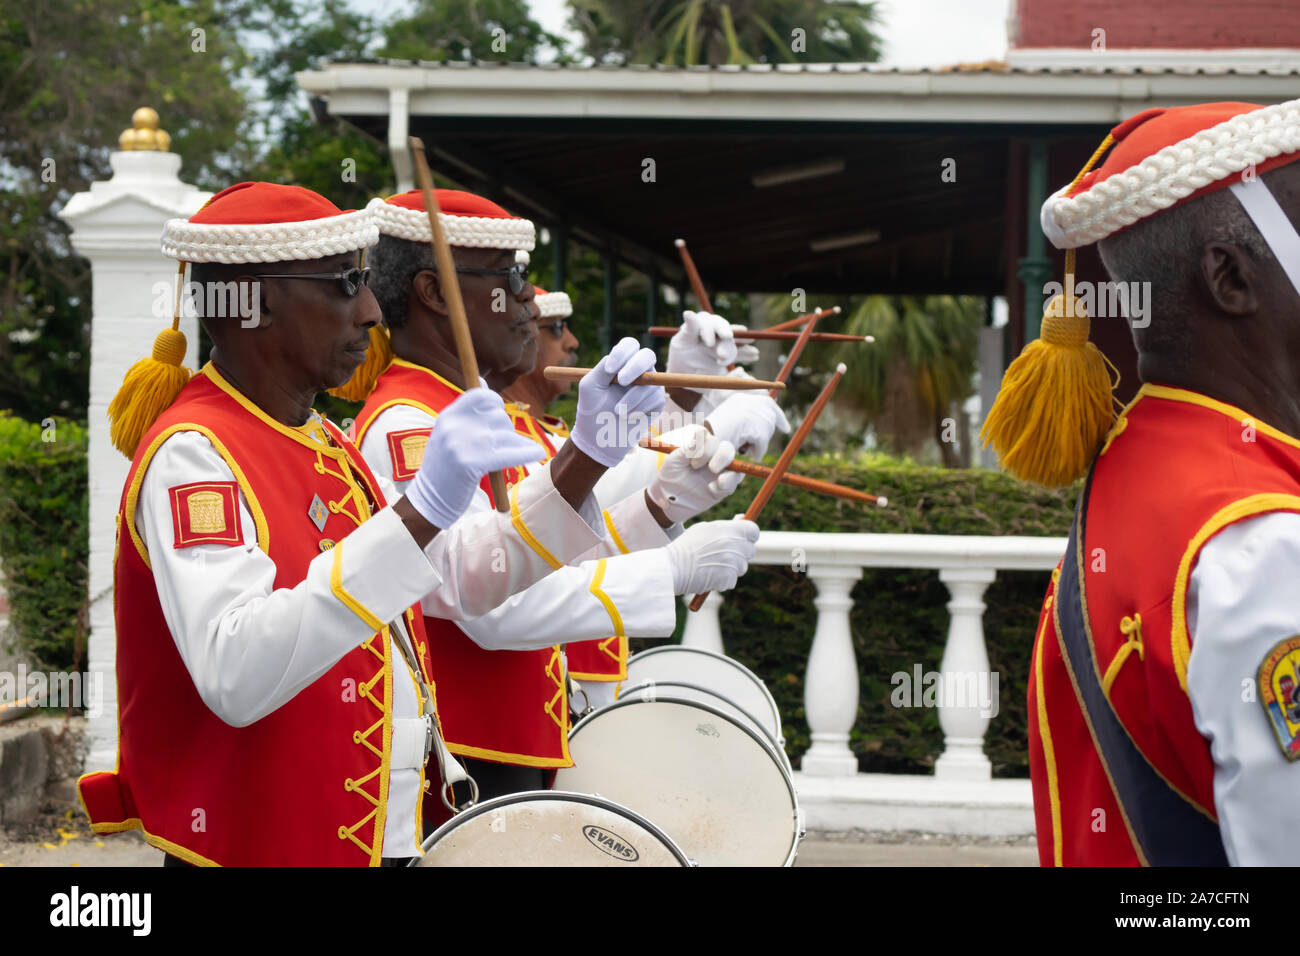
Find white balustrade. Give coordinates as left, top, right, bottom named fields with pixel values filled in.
left=697, top=531, right=1065, bottom=781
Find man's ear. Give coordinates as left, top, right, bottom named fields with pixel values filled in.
left=412, top=269, right=450, bottom=318
left=238, top=273, right=273, bottom=329
left=1200, top=242, right=1260, bottom=317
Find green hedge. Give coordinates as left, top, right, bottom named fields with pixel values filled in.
left=631, top=454, right=1078, bottom=778
left=0, top=414, right=88, bottom=671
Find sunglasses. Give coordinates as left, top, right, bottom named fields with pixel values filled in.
left=541, top=319, right=569, bottom=339
left=429, top=262, right=529, bottom=297
left=253, top=267, right=372, bottom=297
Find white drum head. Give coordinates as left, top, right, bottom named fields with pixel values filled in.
left=626, top=646, right=787, bottom=754
left=414, top=791, right=690, bottom=867
left=618, top=680, right=774, bottom=747
left=556, top=697, right=800, bottom=867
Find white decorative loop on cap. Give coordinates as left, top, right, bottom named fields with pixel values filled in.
left=161, top=208, right=378, bottom=263
left=536, top=291, right=572, bottom=319
left=1042, top=98, right=1300, bottom=249
left=367, top=197, right=536, bottom=251
left=515, top=249, right=530, bottom=266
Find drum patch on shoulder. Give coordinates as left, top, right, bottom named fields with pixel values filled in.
left=582, top=824, right=639, bottom=862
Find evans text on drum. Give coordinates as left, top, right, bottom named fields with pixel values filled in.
left=412, top=791, right=691, bottom=867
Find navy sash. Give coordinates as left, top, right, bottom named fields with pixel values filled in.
left=1055, top=468, right=1228, bottom=866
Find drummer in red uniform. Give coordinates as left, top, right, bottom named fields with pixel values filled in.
left=78, top=182, right=667, bottom=866
left=982, top=98, right=1300, bottom=865
left=348, top=189, right=760, bottom=815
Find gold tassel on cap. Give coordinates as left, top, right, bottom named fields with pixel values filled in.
left=980, top=136, right=1120, bottom=488
left=328, top=324, right=393, bottom=401
left=108, top=263, right=193, bottom=458
left=980, top=248, right=1117, bottom=488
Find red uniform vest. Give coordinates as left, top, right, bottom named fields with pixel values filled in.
left=523, top=413, right=629, bottom=682
left=355, top=358, right=571, bottom=768
left=77, top=365, right=436, bottom=867
left=1028, top=384, right=1300, bottom=865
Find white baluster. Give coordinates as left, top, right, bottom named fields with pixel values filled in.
left=801, top=565, right=861, bottom=776
left=934, top=567, right=997, bottom=781
left=680, top=592, right=724, bottom=654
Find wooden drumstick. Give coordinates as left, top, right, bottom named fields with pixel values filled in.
left=639, top=438, right=887, bottom=506
left=543, top=367, right=785, bottom=391
left=763, top=306, right=841, bottom=333
left=770, top=311, right=823, bottom=397
left=674, top=238, right=712, bottom=313
left=688, top=362, right=848, bottom=612
left=410, top=136, right=510, bottom=513
left=647, top=327, right=869, bottom=343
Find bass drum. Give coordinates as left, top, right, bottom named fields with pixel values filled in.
left=413, top=790, right=691, bottom=867
left=625, top=646, right=787, bottom=762
left=555, top=696, right=802, bottom=867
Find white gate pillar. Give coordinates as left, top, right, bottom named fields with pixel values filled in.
left=58, top=109, right=209, bottom=773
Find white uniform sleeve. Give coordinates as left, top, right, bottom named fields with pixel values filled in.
left=456, top=550, right=677, bottom=650
left=136, top=430, right=440, bottom=729
left=360, top=404, right=676, bottom=646
left=1186, top=511, right=1300, bottom=865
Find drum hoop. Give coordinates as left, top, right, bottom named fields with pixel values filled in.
left=627, top=646, right=783, bottom=733
left=566, top=695, right=802, bottom=867
left=416, top=789, right=693, bottom=866
left=569, top=694, right=798, bottom=804
left=618, top=679, right=777, bottom=747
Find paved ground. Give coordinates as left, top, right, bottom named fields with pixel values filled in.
left=0, top=790, right=1037, bottom=866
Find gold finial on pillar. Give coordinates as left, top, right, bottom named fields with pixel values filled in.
left=118, top=107, right=171, bottom=152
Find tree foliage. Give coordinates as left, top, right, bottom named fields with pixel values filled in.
left=0, top=0, right=248, bottom=421
left=569, top=0, right=882, bottom=66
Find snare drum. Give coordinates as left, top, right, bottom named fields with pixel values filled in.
left=555, top=696, right=802, bottom=867
left=626, top=646, right=787, bottom=758
left=617, top=679, right=774, bottom=748
left=413, top=790, right=691, bottom=867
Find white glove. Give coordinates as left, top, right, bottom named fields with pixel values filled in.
left=705, top=392, right=792, bottom=460
left=570, top=336, right=666, bottom=467
left=693, top=365, right=757, bottom=420
left=668, top=311, right=736, bottom=376
left=664, top=518, right=760, bottom=595
left=731, top=325, right=761, bottom=365
left=405, top=387, right=549, bottom=528
left=646, top=425, right=744, bottom=524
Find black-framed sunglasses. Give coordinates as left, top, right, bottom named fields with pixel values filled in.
left=541, top=319, right=568, bottom=339
left=253, top=267, right=372, bottom=297
left=429, top=262, right=528, bottom=297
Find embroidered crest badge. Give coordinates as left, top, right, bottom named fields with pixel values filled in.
left=169, top=481, right=242, bottom=548
left=387, top=427, right=433, bottom=482
left=1258, top=636, right=1300, bottom=760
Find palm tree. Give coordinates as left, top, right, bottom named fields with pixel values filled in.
left=569, top=0, right=882, bottom=66
left=833, top=295, right=984, bottom=464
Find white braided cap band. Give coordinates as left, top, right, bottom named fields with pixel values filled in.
left=536, top=291, right=573, bottom=319
left=367, top=197, right=536, bottom=251
left=160, top=208, right=377, bottom=264
left=1043, top=98, right=1300, bottom=250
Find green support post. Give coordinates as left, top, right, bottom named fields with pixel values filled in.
left=1017, top=138, right=1054, bottom=342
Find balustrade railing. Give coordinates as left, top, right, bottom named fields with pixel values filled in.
left=680, top=532, right=1067, bottom=780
